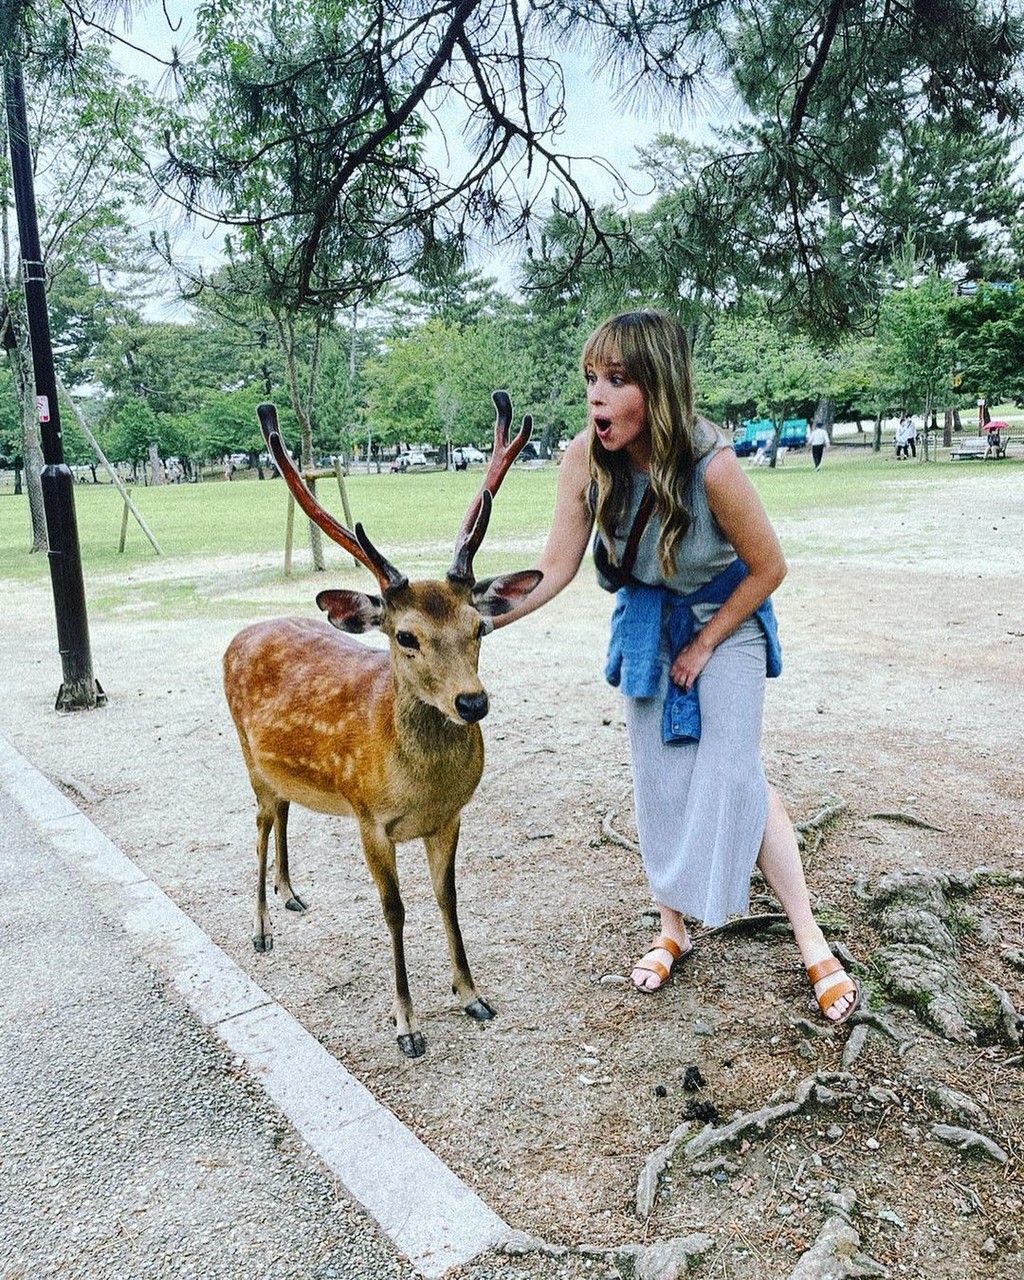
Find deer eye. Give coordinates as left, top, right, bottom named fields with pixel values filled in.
left=395, top=630, right=420, bottom=650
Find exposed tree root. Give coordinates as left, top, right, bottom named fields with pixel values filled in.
left=864, top=810, right=946, bottom=831
left=601, top=809, right=639, bottom=852
left=795, top=802, right=850, bottom=855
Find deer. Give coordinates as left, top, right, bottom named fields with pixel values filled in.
left=223, top=394, right=541, bottom=1058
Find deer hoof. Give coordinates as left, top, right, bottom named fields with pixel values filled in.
left=397, top=1031, right=427, bottom=1058
left=253, top=934, right=273, bottom=953
left=464, top=996, right=496, bottom=1022
left=284, top=895, right=308, bottom=913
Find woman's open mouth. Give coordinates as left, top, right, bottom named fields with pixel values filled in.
left=593, top=417, right=611, bottom=437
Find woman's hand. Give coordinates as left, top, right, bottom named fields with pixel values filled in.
left=670, top=635, right=714, bottom=692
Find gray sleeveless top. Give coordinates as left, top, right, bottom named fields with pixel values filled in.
left=601, top=423, right=736, bottom=595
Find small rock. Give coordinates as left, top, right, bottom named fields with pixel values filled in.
left=600, top=973, right=627, bottom=985
left=865, top=1137, right=879, bottom=1150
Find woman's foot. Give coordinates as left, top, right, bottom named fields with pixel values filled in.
left=805, top=948, right=860, bottom=1022
left=631, top=932, right=693, bottom=992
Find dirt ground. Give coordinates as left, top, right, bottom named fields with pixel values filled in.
left=4, top=451, right=1023, bottom=1278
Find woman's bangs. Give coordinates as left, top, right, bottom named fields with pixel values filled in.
left=582, top=326, right=629, bottom=377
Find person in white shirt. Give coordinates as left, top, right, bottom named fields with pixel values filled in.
left=809, top=422, right=829, bottom=469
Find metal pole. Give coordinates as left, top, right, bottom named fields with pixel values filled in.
left=4, top=60, right=104, bottom=710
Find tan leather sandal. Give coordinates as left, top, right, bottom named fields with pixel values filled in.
left=807, top=955, right=861, bottom=1023
left=631, top=934, right=693, bottom=993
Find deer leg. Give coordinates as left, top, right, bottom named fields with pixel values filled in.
left=272, top=800, right=307, bottom=913
left=424, top=821, right=495, bottom=1023
left=360, top=826, right=424, bottom=1059
left=252, top=794, right=278, bottom=952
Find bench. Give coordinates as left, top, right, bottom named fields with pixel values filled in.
left=950, top=436, right=991, bottom=460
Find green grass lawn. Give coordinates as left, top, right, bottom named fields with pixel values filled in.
left=1, top=447, right=1019, bottom=617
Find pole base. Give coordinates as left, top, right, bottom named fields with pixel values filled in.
left=55, top=678, right=107, bottom=712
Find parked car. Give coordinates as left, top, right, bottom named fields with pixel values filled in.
left=390, top=450, right=429, bottom=472
left=452, top=445, right=486, bottom=467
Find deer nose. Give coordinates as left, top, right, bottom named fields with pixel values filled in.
left=455, top=691, right=489, bottom=724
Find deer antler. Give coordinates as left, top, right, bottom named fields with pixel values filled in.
left=257, top=403, right=408, bottom=593
left=448, top=391, right=533, bottom=584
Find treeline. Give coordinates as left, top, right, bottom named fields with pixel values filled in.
left=3, top=1, right=1024, bottom=499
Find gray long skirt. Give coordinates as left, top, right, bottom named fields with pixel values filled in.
left=623, top=616, right=770, bottom=927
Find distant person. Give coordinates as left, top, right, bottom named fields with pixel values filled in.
left=905, top=414, right=918, bottom=458
left=809, top=421, right=829, bottom=470
left=894, top=416, right=909, bottom=460
left=493, top=309, right=860, bottom=1024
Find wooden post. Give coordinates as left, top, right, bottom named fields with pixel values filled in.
left=118, top=489, right=132, bottom=552
left=283, top=464, right=359, bottom=573
left=334, top=459, right=359, bottom=569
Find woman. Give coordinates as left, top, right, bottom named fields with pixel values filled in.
left=494, top=310, right=858, bottom=1023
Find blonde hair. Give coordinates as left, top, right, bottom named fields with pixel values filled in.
left=583, top=310, right=701, bottom=578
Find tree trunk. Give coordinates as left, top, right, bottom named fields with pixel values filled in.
left=148, top=442, right=164, bottom=484
left=22, top=392, right=47, bottom=551
left=873, top=413, right=883, bottom=453
left=943, top=409, right=953, bottom=447
left=276, top=310, right=325, bottom=570
left=813, top=396, right=836, bottom=439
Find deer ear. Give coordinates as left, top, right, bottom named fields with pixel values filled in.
left=316, top=589, right=385, bottom=633
left=471, top=570, right=543, bottom=617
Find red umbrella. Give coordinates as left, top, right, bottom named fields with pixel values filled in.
left=986, top=420, right=1011, bottom=430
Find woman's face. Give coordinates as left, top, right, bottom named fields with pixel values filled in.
left=585, top=359, right=650, bottom=467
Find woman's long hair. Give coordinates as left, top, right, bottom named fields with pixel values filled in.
left=583, top=310, right=701, bottom=578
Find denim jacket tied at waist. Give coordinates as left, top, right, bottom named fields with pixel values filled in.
left=603, top=557, right=782, bottom=744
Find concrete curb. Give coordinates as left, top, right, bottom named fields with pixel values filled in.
left=0, top=732, right=510, bottom=1279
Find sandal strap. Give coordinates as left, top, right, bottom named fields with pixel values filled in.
left=651, top=935, right=684, bottom=961
left=633, top=959, right=671, bottom=983
left=806, top=955, right=842, bottom=984
left=817, top=977, right=858, bottom=1015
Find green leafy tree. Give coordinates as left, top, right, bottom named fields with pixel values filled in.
left=2, top=17, right=158, bottom=547
left=875, top=271, right=957, bottom=454
left=697, top=310, right=827, bottom=448
left=947, top=282, right=1024, bottom=407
